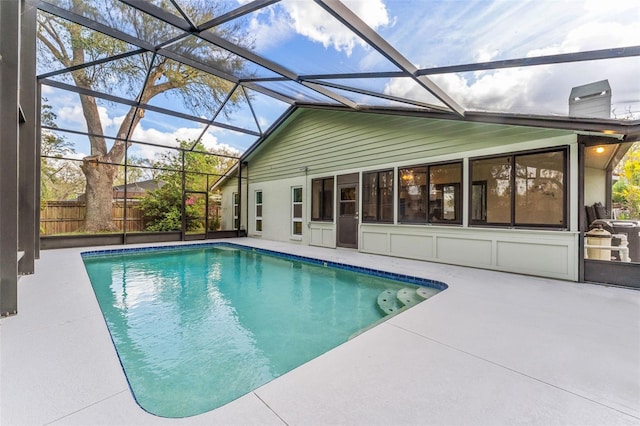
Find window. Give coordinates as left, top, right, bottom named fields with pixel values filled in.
left=363, top=169, right=393, bottom=222
left=470, top=148, right=566, bottom=227
left=471, top=181, right=487, bottom=222
left=429, top=163, right=462, bottom=223
left=292, top=187, right=302, bottom=236
left=470, top=156, right=511, bottom=224
left=398, top=166, right=427, bottom=222
left=311, top=177, right=334, bottom=221
left=398, top=162, right=462, bottom=224
left=515, top=150, right=566, bottom=226
left=232, top=192, right=239, bottom=230
left=255, top=191, right=262, bottom=232
left=340, top=186, right=356, bottom=215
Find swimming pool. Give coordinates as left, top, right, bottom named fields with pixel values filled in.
left=82, top=243, right=446, bottom=418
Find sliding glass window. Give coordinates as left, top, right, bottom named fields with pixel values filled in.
left=470, top=148, right=567, bottom=228
left=398, top=162, right=462, bottom=225
left=515, top=150, right=566, bottom=226
left=470, top=156, right=512, bottom=225
left=398, top=167, right=427, bottom=223
left=429, top=163, right=462, bottom=224
left=363, top=169, right=394, bottom=222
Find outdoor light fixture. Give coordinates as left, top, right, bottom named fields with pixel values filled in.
left=595, top=146, right=605, bottom=154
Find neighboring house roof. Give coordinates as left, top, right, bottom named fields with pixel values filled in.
left=112, top=179, right=165, bottom=194
left=77, top=180, right=165, bottom=201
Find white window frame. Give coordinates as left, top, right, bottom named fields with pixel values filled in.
left=255, top=190, right=263, bottom=233
left=291, top=186, right=303, bottom=238
left=232, top=192, right=239, bottom=230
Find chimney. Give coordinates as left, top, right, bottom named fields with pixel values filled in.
left=569, top=80, right=611, bottom=118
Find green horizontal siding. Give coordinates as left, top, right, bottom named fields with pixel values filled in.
left=247, top=109, right=570, bottom=182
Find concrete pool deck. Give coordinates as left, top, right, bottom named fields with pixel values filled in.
left=1, top=238, right=639, bottom=425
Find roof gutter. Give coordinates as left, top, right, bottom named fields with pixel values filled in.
left=296, top=103, right=640, bottom=140
left=464, top=111, right=640, bottom=139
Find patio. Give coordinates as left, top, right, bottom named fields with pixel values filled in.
left=1, top=238, right=638, bottom=425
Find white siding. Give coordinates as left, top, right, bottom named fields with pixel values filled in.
left=584, top=167, right=607, bottom=206
left=360, top=224, right=579, bottom=281
left=247, top=177, right=308, bottom=244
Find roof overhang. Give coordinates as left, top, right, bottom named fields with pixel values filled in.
left=239, top=105, right=640, bottom=163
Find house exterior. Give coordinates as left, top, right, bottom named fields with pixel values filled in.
left=219, top=107, right=638, bottom=283
left=76, top=179, right=165, bottom=202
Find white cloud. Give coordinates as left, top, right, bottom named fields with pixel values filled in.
left=248, top=6, right=292, bottom=52
left=56, top=102, right=120, bottom=131
left=250, top=0, right=390, bottom=56
left=99, top=106, right=117, bottom=128
left=112, top=114, right=126, bottom=129
left=475, top=48, right=499, bottom=63
left=130, top=125, right=239, bottom=161
left=528, top=21, right=637, bottom=58
left=50, top=95, right=242, bottom=159
left=384, top=7, right=640, bottom=115
left=67, top=151, right=89, bottom=161
left=41, top=84, right=54, bottom=95
left=383, top=78, right=442, bottom=105
left=257, top=116, right=270, bottom=129
left=57, top=104, right=86, bottom=126
left=431, top=68, right=536, bottom=111
left=381, top=0, right=639, bottom=67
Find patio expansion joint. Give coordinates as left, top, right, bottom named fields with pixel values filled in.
left=386, top=322, right=640, bottom=422
left=43, top=389, right=131, bottom=425
left=252, top=391, right=290, bottom=425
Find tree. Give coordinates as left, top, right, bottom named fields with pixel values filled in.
left=41, top=101, right=85, bottom=201
left=113, top=155, right=157, bottom=187
left=613, top=143, right=640, bottom=219
left=140, top=140, right=229, bottom=231
left=37, top=0, right=249, bottom=231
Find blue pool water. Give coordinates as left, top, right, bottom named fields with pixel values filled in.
left=82, top=243, right=444, bottom=418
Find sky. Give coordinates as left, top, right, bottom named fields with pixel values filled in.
left=246, top=0, right=640, bottom=114
left=41, top=0, right=640, bottom=162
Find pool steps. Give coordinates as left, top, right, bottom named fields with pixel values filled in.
left=377, top=287, right=439, bottom=316
left=349, top=286, right=438, bottom=340
left=376, top=290, right=399, bottom=315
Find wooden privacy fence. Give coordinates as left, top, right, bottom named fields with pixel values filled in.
left=40, top=201, right=145, bottom=235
